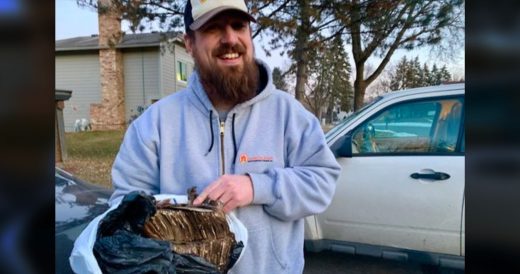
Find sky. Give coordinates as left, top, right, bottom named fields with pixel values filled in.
left=56, top=0, right=464, bottom=85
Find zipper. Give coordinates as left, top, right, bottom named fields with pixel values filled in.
left=219, top=120, right=225, bottom=176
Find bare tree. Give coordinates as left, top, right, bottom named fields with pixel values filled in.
left=249, top=0, right=347, bottom=101
left=335, top=0, right=464, bottom=110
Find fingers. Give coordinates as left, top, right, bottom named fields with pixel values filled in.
left=193, top=176, right=228, bottom=205
left=219, top=191, right=235, bottom=212
left=202, top=183, right=238, bottom=213
left=223, top=199, right=239, bottom=213
left=192, top=174, right=253, bottom=212
left=193, top=179, right=220, bottom=205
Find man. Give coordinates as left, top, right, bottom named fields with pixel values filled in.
left=109, top=0, right=341, bottom=273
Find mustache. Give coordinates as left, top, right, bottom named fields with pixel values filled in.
left=212, top=43, right=246, bottom=57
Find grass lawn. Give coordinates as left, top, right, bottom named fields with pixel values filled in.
left=56, top=125, right=333, bottom=189
left=57, top=130, right=125, bottom=188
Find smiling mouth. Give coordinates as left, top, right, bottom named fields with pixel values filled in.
left=219, top=52, right=240, bottom=60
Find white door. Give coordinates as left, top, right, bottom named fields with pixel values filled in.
left=320, top=96, right=465, bottom=255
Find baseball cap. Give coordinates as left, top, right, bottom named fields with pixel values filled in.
left=184, top=0, right=256, bottom=32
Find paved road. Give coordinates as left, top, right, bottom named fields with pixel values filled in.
left=303, top=251, right=464, bottom=274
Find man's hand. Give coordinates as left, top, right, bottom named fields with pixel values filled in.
left=193, top=174, right=254, bottom=213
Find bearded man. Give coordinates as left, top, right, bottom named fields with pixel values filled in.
left=109, top=0, right=341, bottom=273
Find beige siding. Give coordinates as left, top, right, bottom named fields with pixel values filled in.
left=123, top=49, right=160, bottom=122
left=55, top=42, right=192, bottom=131
left=160, top=43, right=176, bottom=96
left=55, top=53, right=101, bottom=132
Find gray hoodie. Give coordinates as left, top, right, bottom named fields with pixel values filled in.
left=109, top=60, right=340, bottom=273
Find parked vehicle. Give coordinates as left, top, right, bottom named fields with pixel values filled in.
left=55, top=168, right=112, bottom=274
left=304, top=83, right=465, bottom=269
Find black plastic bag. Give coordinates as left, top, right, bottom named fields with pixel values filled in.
left=96, top=191, right=157, bottom=237
left=173, top=253, right=220, bottom=274
left=94, top=230, right=176, bottom=274
left=93, top=191, right=224, bottom=274
left=226, top=241, right=244, bottom=270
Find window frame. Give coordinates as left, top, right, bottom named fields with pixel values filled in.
left=347, top=95, right=465, bottom=157
left=176, top=60, right=188, bottom=82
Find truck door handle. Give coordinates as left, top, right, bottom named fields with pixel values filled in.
left=410, top=172, right=450, bottom=180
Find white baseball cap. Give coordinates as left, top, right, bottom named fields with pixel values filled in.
left=184, top=0, right=256, bottom=31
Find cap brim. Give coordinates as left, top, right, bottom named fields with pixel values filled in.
left=189, top=6, right=256, bottom=31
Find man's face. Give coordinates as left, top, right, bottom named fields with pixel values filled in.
left=185, top=10, right=258, bottom=105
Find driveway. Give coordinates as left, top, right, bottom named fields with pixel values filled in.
left=303, top=251, right=464, bottom=274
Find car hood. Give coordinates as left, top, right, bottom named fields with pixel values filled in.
left=55, top=168, right=113, bottom=232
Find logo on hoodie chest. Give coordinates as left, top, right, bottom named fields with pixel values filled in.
left=239, top=153, right=273, bottom=164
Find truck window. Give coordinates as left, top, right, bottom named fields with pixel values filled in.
left=351, top=97, right=464, bottom=155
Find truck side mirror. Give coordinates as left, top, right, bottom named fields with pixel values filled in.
left=330, top=134, right=352, bottom=158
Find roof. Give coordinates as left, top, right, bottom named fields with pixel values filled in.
left=56, top=32, right=184, bottom=52
left=369, top=82, right=465, bottom=104
left=383, top=82, right=465, bottom=99
left=55, top=89, right=72, bottom=101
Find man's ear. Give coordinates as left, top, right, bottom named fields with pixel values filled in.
left=184, top=34, right=193, bottom=55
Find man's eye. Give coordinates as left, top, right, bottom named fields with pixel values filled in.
left=202, top=24, right=218, bottom=32
left=231, top=22, right=247, bottom=30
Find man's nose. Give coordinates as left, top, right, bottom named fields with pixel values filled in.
left=220, top=25, right=239, bottom=45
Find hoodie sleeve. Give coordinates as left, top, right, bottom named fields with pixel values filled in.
left=109, top=118, right=160, bottom=206
left=249, top=109, right=341, bottom=222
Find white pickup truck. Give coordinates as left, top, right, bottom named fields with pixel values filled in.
left=304, top=83, right=465, bottom=269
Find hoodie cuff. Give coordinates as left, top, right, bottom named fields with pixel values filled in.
left=248, top=172, right=277, bottom=206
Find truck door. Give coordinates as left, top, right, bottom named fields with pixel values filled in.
left=319, top=96, right=465, bottom=255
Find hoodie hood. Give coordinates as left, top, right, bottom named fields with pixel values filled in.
left=187, top=59, right=275, bottom=115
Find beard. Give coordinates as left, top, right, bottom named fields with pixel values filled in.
left=193, top=42, right=259, bottom=106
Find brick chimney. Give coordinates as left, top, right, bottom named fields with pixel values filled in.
left=90, top=0, right=126, bottom=130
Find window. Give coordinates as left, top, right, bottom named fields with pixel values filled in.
left=177, top=61, right=187, bottom=82
left=351, top=97, right=463, bottom=155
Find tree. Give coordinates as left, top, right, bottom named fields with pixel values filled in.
left=250, top=0, right=346, bottom=101
left=439, top=65, right=452, bottom=83
left=410, top=56, right=422, bottom=87
left=303, top=63, right=329, bottom=120
left=430, top=64, right=439, bottom=85
left=303, top=35, right=353, bottom=121
left=389, top=56, right=408, bottom=91
left=253, top=0, right=463, bottom=106
left=386, top=56, right=454, bottom=90
left=367, top=68, right=392, bottom=97
left=79, top=0, right=463, bottom=111
left=421, top=63, right=431, bottom=86
left=272, top=67, right=288, bottom=91
left=334, top=0, right=464, bottom=110
left=77, top=0, right=186, bottom=33
left=326, top=35, right=354, bottom=117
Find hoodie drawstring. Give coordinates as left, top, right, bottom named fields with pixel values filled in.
left=206, top=111, right=238, bottom=166
left=231, top=113, right=237, bottom=164
left=206, top=110, right=214, bottom=155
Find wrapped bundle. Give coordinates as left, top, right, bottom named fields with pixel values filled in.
left=143, top=189, right=236, bottom=273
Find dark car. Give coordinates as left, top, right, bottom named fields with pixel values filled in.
left=55, top=168, right=113, bottom=274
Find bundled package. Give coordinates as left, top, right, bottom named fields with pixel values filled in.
left=70, top=190, right=247, bottom=274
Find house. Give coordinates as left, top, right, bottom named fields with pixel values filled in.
left=55, top=32, right=194, bottom=132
